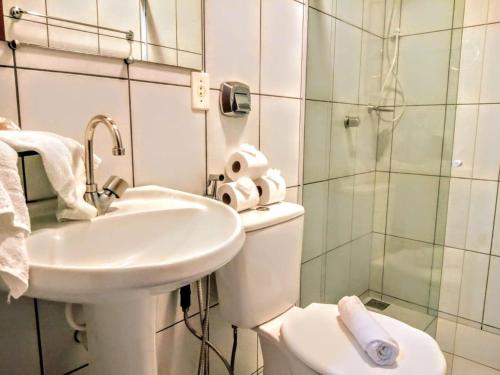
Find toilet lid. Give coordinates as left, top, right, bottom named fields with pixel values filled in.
left=280, top=303, right=446, bottom=375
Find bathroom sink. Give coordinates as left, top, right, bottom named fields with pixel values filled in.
left=26, top=185, right=245, bottom=303
left=21, top=185, right=245, bottom=375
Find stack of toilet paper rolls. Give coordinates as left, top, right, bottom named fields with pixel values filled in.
left=217, top=144, right=287, bottom=212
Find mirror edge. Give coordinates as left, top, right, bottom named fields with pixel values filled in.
left=0, top=2, right=5, bottom=41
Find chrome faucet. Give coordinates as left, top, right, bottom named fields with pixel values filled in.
left=84, top=115, right=129, bottom=215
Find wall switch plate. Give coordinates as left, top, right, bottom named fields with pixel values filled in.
left=191, top=72, right=210, bottom=110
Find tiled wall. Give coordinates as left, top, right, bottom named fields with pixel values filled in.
left=435, top=0, right=500, bottom=373
left=0, top=0, right=307, bottom=374
left=301, top=0, right=384, bottom=307
left=368, top=0, right=461, bottom=314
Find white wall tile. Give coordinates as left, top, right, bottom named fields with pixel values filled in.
left=370, top=233, right=385, bottom=292
left=327, top=176, right=354, bottom=250
left=336, top=0, right=363, bottom=27
left=17, top=69, right=133, bottom=186
left=465, top=180, right=497, bottom=253
left=0, top=41, right=14, bottom=66
left=260, top=96, right=301, bottom=186
left=176, top=0, right=203, bottom=53
left=207, top=91, right=259, bottom=177
left=352, top=172, right=375, bottom=238
left=208, top=306, right=259, bottom=375
left=302, top=181, right=329, bottom=261
left=363, top=0, right=386, bottom=37
left=333, top=21, right=361, bottom=103
left=0, top=67, right=19, bottom=125
left=145, top=0, right=177, bottom=48
left=473, top=105, right=500, bottom=180
left=383, top=236, right=434, bottom=306
left=436, top=317, right=457, bottom=353
left=457, top=26, right=486, bottom=104
left=359, top=32, right=383, bottom=106
left=372, top=172, right=388, bottom=233
left=493, top=188, right=500, bottom=256
left=463, top=0, right=489, bottom=26
left=445, top=178, right=471, bottom=249
left=325, top=243, right=351, bottom=303
left=129, top=61, right=191, bottom=86
left=455, top=323, right=500, bottom=370
left=452, top=105, right=478, bottom=178
left=354, top=110, right=377, bottom=174
left=130, top=81, right=206, bottom=194
left=261, top=0, right=303, bottom=97
left=285, top=185, right=299, bottom=203
left=306, top=8, right=335, bottom=101
left=303, top=100, right=331, bottom=183
left=300, top=256, right=323, bottom=307
left=391, top=105, right=446, bottom=175
left=458, top=251, right=489, bottom=322
left=439, top=247, right=464, bottom=315
left=0, top=296, right=40, bottom=375
left=97, top=0, right=141, bottom=41
left=400, top=0, right=454, bottom=35
left=489, top=0, right=500, bottom=23
left=38, top=301, right=88, bottom=374
left=453, top=356, right=500, bottom=375
left=4, top=16, right=48, bottom=47
left=399, top=30, right=451, bottom=105
left=309, top=0, right=336, bottom=15
left=205, top=0, right=260, bottom=90
left=481, top=24, right=500, bottom=103
left=387, top=174, right=440, bottom=243
left=484, top=256, right=500, bottom=328
left=350, top=235, right=371, bottom=295
left=330, top=103, right=357, bottom=178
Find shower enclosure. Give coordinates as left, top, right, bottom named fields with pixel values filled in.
left=301, top=0, right=465, bottom=335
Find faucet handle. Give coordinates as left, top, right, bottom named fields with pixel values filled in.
left=103, top=176, right=129, bottom=198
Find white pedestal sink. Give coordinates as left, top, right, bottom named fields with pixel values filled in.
left=19, top=186, right=245, bottom=375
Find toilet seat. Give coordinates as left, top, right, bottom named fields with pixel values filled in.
left=280, top=303, right=446, bottom=375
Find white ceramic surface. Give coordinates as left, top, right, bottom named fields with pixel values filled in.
left=22, top=185, right=245, bottom=304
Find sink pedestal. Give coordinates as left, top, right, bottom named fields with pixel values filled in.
left=84, top=294, right=157, bottom=375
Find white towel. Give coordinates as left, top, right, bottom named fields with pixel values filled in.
left=0, top=130, right=99, bottom=221
left=0, top=140, right=30, bottom=299
left=338, top=296, right=400, bottom=366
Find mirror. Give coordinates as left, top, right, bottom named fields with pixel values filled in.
left=1, top=0, right=203, bottom=70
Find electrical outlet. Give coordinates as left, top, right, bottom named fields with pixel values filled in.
left=191, top=72, right=210, bottom=110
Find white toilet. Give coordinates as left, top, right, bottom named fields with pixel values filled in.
left=216, top=202, right=447, bottom=375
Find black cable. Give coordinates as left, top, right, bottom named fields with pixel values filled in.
left=230, top=325, right=238, bottom=372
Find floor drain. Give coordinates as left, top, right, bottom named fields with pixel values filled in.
left=365, top=298, right=390, bottom=311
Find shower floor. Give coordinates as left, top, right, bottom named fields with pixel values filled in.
left=360, top=291, right=437, bottom=335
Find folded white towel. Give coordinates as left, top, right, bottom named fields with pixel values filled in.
left=338, top=296, right=399, bottom=366
left=0, top=140, right=30, bottom=299
left=0, top=130, right=100, bottom=221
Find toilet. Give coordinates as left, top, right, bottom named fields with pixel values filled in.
left=215, top=202, right=447, bottom=375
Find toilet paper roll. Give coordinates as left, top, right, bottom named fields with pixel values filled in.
left=217, top=177, right=260, bottom=212
left=255, top=170, right=286, bottom=205
left=225, top=145, right=269, bottom=181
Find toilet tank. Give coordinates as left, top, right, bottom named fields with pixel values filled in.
left=215, top=202, right=305, bottom=329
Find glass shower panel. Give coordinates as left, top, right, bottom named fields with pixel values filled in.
left=302, top=0, right=463, bottom=336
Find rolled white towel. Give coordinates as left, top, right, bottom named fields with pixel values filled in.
left=338, top=296, right=399, bottom=366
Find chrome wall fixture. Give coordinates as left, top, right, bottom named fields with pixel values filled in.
left=220, top=82, right=252, bottom=117
left=9, top=6, right=134, bottom=40
left=344, top=116, right=360, bottom=128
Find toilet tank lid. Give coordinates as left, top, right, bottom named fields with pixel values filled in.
left=239, top=202, right=304, bottom=232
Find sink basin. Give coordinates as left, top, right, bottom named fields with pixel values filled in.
left=21, top=185, right=245, bottom=375
left=27, top=185, right=245, bottom=303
